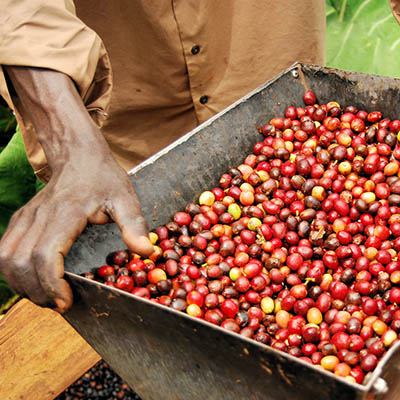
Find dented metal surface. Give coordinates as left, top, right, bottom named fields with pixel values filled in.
left=65, top=64, right=400, bottom=399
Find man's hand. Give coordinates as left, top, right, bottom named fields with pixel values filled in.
left=0, top=157, right=153, bottom=312
left=0, top=67, right=153, bottom=312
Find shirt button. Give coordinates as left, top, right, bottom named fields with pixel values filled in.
left=191, top=45, right=200, bottom=55
left=200, top=95, right=208, bottom=104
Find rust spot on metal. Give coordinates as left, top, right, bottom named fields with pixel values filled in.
left=268, top=88, right=279, bottom=101
left=90, top=307, right=109, bottom=318
left=277, top=364, right=293, bottom=386
left=296, top=65, right=309, bottom=92
left=260, top=364, right=273, bottom=375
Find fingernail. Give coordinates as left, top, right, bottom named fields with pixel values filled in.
left=139, top=235, right=153, bottom=247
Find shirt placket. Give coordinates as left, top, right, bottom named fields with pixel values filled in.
left=171, top=1, right=213, bottom=124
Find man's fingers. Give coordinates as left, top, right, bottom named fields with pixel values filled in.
left=0, top=207, right=36, bottom=296
left=120, top=216, right=154, bottom=257
left=33, top=216, right=87, bottom=313
left=1, top=207, right=29, bottom=248
left=123, top=231, right=154, bottom=256
left=7, top=204, right=55, bottom=305
left=34, top=250, right=73, bottom=313
left=108, top=198, right=154, bottom=257
left=12, top=253, right=52, bottom=305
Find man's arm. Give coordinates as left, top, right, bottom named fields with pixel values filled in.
left=0, top=66, right=153, bottom=313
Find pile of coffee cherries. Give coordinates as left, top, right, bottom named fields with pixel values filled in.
left=86, top=90, right=400, bottom=384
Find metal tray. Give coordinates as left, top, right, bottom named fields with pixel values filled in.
left=64, top=63, right=400, bottom=400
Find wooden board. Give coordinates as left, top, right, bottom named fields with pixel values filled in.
left=0, top=299, right=101, bottom=400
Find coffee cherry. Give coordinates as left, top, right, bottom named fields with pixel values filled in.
left=303, top=90, right=317, bottom=106
left=115, top=276, right=134, bottom=292
left=221, top=299, right=239, bottom=318
left=97, top=265, right=115, bottom=278
left=321, top=355, right=339, bottom=371
left=360, top=353, right=378, bottom=372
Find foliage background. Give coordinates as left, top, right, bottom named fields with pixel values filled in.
left=326, top=0, right=400, bottom=78
left=0, top=0, right=400, bottom=309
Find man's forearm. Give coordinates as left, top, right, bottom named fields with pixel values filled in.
left=5, top=66, right=112, bottom=174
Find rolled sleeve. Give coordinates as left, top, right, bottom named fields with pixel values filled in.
left=0, top=0, right=113, bottom=181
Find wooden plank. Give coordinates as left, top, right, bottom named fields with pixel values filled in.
left=0, top=299, right=101, bottom=400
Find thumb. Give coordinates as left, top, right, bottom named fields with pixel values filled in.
left=109, top=198, right=154, bottom=257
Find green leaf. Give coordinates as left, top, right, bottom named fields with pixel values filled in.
left=0, top=104, right=16, bottom=135
left=0, top=127, right=41, bottom=309
left=326, top=0, right=400, bottom=78
left=0, top=104, right=12, bottom=119
left=0, top=117, right=16, bottom=133
left=0, top=127, right=37, bottom=237
left=327, top=0, right=343, bottom=15
left=0, top=293, right=19, bottom=314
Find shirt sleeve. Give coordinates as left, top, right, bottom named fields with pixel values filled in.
left=0, top=0, right=113, bottom=181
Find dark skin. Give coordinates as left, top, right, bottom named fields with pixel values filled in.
left=0, top=66, right=154, bottom=313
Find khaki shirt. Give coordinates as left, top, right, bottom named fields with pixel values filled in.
left=0, top=1, right=326, bottom=182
